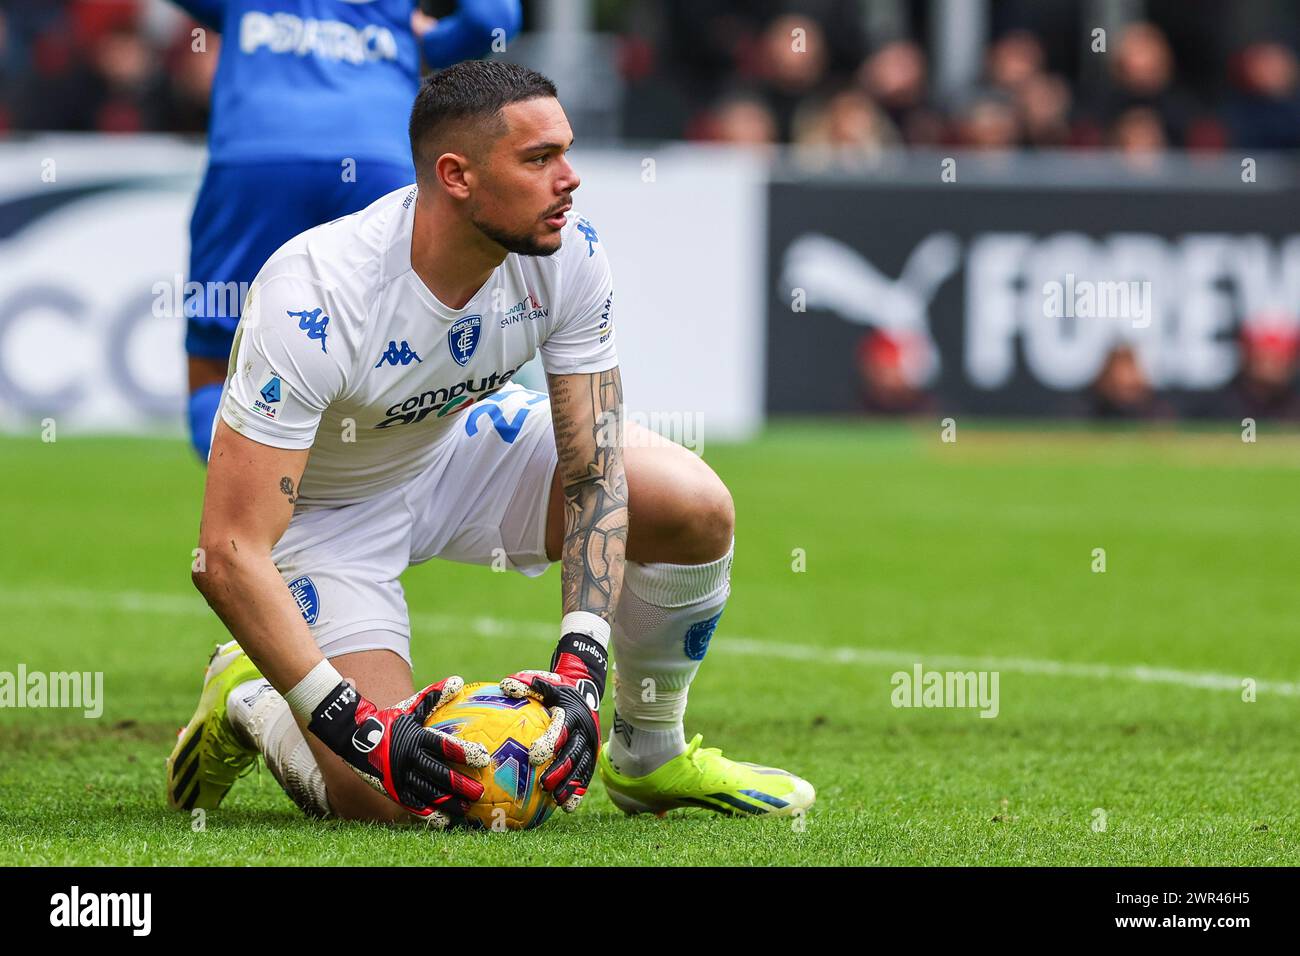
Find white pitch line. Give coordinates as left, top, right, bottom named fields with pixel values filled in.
left=2, top=585, right=1295, bottom=698
left=720, top=639, right=1299, bottom=696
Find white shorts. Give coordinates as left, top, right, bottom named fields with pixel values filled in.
left=270, top=383, right=556, bottom=667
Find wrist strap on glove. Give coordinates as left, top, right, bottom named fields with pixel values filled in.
left=552, top=627, right=609, bottom=713
left=285, top=659, right=346, bottom=719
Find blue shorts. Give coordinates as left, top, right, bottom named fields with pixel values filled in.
left=185, top=159, right=415, bottom=359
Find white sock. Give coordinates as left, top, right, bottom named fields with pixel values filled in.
left=607, top=540, right=733, bottom=777
left=228, top=678, right=331, bottom=818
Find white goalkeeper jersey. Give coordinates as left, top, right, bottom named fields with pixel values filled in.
left=219, top=184, right=617, bottom=507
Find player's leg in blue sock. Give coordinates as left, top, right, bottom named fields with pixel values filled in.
left=187, top=381, right=224, bottom=462
left=185, top=162, right=248, bottom=464
left=182, top=160, right=417, bottom=466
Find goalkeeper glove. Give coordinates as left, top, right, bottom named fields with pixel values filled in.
left=501, top=628, right=607, bottom=811
left=301, top=671, right=489, bottom=825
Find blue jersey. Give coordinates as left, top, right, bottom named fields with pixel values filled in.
left=175, top=0, right=521, bottom=164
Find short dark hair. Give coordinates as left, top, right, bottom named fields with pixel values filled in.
left=409, top=60, right=558, bottom=175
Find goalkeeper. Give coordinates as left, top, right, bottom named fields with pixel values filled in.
left=166, top=62, right=816, bottom=826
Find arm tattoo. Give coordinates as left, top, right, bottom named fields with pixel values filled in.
left=279, top=476, right=296, bottom=505
left=549, top=368, right=628, bottom=620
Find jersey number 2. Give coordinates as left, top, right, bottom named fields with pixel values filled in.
left=464, top=390, right=547, bottom=444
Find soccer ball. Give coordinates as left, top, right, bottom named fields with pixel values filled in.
left=423, top=681, right=557, bottom=830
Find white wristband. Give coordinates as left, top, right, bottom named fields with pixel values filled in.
left=285, top=659, right=345, bottom=719
left=561, top=611, right=611, bottom=650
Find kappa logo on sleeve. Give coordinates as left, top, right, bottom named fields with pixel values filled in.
left=287, top=308, right=330, bottom=353
left=575, top=217, right=600, bottom=256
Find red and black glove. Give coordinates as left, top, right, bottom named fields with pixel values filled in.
left=307, top=675, right=488, bottom=825
left=500, top=633, right=607, bottom=812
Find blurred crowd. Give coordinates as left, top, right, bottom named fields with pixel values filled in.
left=1087, top=326, right=1300, bottom=421
left=850, top=327, right=1300, bottom=422
left=0, top=0, right=217, bottom=134
left=3, top=1, right=1298, bottom=421
left=622, top=0, right=1300, bottom=159
left=2, top=0, right=1300, bottom=158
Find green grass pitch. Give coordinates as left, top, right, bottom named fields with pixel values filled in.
left=1, top=422, right=1297, bottom=865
